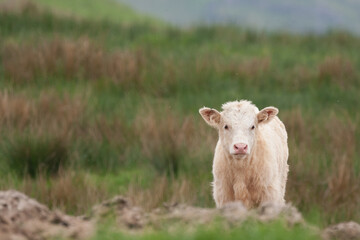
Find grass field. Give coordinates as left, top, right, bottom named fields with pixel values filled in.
left=0, top=0, right=359, bottom=238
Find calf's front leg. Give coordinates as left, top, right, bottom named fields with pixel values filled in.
left=212, top=177, right=234, bottom=208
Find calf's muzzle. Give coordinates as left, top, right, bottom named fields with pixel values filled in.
left=233, top=143, right=248, bottom=154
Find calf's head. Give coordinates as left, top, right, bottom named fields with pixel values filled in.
left=199, top=100, right=278, bottom=159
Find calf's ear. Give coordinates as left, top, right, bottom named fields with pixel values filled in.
left=257, top=107, right=278, bottom=124
left=199, top=107, right=221, bottom=128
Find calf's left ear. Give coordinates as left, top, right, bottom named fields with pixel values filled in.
left=257, top=107, right=278, bottom=124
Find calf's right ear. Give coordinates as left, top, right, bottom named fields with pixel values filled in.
left=257, top=107, right=278, bottom=124
left=199, top=107, right=221, bottom=128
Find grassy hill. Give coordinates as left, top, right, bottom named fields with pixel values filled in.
left=0, top=0, right=359, bottom=239
left=119, top=0, right=360, bottom=34
left=34, top=0, right=150, bottom=23
left=0, top=0, right=161, bottom=25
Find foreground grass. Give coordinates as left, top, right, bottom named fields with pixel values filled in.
left=0, top=0, right=359, bottom=227
left=93, top=220, right=321, bottom=240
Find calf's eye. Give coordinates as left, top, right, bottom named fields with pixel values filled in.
left=224, top=125, right=229, bottom=130
left=251, top=125, right=255, bottom=130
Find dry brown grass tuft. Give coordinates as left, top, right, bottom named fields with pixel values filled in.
left=0, top=91, right=85, bottom=137
left=126, top=176, right=212, bottom=210
left=283, top=109, right=360, bottom=223
left=134, top=105, right=215, bottom=175
left=318, top=56, right=357, bottom=88
left=0, top=91, right=88, bottom=177
left=283, top=65, right=315, bottom=90
left=1, top=170, right=109, bottom=214
left=47, top=171, right=109, bottom=214
left=226, top=57, right=271, bottom=78
left=195, top=56, right=271, bottom=79
left=135, top=107, right=194, bottom=175
left=1, top=38, right=145, bottom=85
left=323, top=115, right=359, bottom=220
left=0, top=0, right=40, bottom=15
left=0, top=90, right=136, bottom=147
left=83, top=115, right=132, bottom=145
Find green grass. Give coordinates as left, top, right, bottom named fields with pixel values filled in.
left=93, top=220, right=321, bottom=240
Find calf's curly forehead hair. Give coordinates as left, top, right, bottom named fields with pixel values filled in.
left=221, top=100, right=259, bottom=118
left=221, top=100, right=257, bottom=112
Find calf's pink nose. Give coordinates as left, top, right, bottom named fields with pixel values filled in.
left=233, top=143, right=248, bottom=154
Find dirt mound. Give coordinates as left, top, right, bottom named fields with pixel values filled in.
left=92, top=196, right=304, bottom=230
left=323, top=221, right=360, bottom=240
left=0, top=190, right=93, bottom=240
left=2, top=191, right=359, bottom=240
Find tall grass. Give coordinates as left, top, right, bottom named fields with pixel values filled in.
left=284, top=109, right=360, bottom=223
left=2, top=38, right=145, bottom=85
left=4, top=135, right=68, bottom=177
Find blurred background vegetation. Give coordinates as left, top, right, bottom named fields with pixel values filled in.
left=0, top=0, right=359, bottom=235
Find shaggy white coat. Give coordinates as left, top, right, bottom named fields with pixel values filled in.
left=199, top=100, right=289, bottom=208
